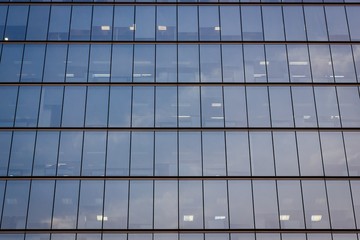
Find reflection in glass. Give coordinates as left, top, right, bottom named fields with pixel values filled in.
left=155, top=132, right=177, bottom=176
left=0, top=45, right=24, bottom=82
left=178, top=6, right=198, bottom=41
left=200, top=45, right=222, bottom=82
left=325, top=6, right=349, bottom=41
left=266, top=45, right=289, bottom=82
left=309, top=45, right=334, bottom=82
left=287, top=45, right=311, bottom=82
left=38, top=86, right=63, bottom=127
left=154, top=181, right=178, bottom=228
left=292, top=87, right=318, bottom=127
left=331, top=45, right=357, bottom=82
left=178, top=87, right=200, bottom=127
left=202, top=132, right=226, bottom=176
left=66, top=45, right=89, bottom=82
left=222, top=45, right=244, bottom=82
left=33, top=131, right=59, bottom=176
left=70, top=6, right=92, bottom=40
left=220, top=6, right=241, bottom=40
left=85, top=86, right=109, bottom=127
left=242, top=6, right=263, bottom=41
left=269, top=87, right=294, bottom=127
left=224, top=87, right=247, bottom=127
left=57, top=132, right=83, bottom=176
left=199, top=6, right=220, bottom=41
left=21, top=45, right=45, bottom=82
left=130, top=132, right=154, bottom=176
left=82, top=132, right=106, bottom=176
left=48, top=6, right=70, bottom=40
left=283, top=6, right=306, bottom=41
left=347, top=6, right=360, bottom=41
left=43, top=45, right=67, bottom=82
left=201, top=87, right=224, bottom=127
left=250, top=132, right=275, bottom=176
left=179, top=132, right=202, bottom=176
left=107, top=132, right=130, bottom=176
left=111, top=45, right=133, bottom=82
left=132, top=87, right=154, bottom=127
left=247, top=87, right=270, bottom=127
left=156, top=45, right=177, bottom=82
left=26, top=6, right=49, bottom=40
left=179, top=181, right=203, bottom=229
left=135, top=6, right=155, bottom=40
left=273, top=132, right=299, bottom=176
left=337, top=87, right=360, bottom=127
left=113, top=6, right=134, bottom=41
left=129, top=181, right=153, bottom=229
left=62, top=87, right=86, bottom=127
left=156, top=7, right=176, bottom=41
left=314, top=87, right=341, bottom=127
left=109, top=86, right=132, bottom=127
left=178, top=45, right=200, bottom=82
left=4, top=6, right=28, bottom=40
left=297, top=132, right=324, bottom=176
left=92, top=6, right=113, bottom=40
left=155, top=87, right=177, bottom=127
left=304, top=6, right=328, bottom=41
left=262, top=6, right=285, bottom=41
left=14, top=86, right=41, bottom=127
left=133, top=45, right=155, bottom=82
left=244, top=45, right=267, bottom=83
left=88, top=45, right=111, bottom=82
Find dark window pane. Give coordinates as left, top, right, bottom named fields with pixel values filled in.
left=48, top=6, right=70, bottom=40
left=26, top=181, right=54, bottom=229
left=66, top=45, right=89, bottom=82
left=26, top=6, right=49, bottom=40
left=4, top=6, right=28, bottom=40
left=70, top=6, right=92, bottom=40
left=0, top=6, right=7, bottom=40
left=33, top=131, right=59, bottom=176
left=38, top=87, right=63, bottom=127
left=0, top=45, right=23, bottom=82
left=0, top=86, right=18, bottom=126
left=0, top=132, right=12, bottom=175
left=21, top=45, right=45, bottom=82
left=88, top=45, right=111, bottom=82
left=62, top=87, right=86, bottom=127
left=15, top=86, right=41, bottom=127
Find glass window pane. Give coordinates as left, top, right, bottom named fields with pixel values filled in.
left=241, top=6, right=263, bottom=41
left=156, top=45, right=177, bottom=82
left=113, top=6, right=134, bottom=41
left=226, top=132, right=250, bottom=176
left=33, top=131, right=59, bottom=176
left=273, top=132, right=299, bottom=176
left=0, top=234, right=24, bottom=240
left=4, top=6, right=28, bottom=40
left=269, top=87, right=294, bottom=127
left=203, top=132, right=226, bottom=176
left=0, top=132, right=12, bottom=175
left=309, top=45, right=334, bottom=83
left=107, top=132, right=130, bottom=176
left=178, top=45, right=200, bottom=82
left=283, top=6, right=306, bottom=41
left=224, top=87, right=247, bottom=127
left=201, top=86, right=224, bottom=127
left=66, top=45, right=89, bottom=82
left=199, top=6, right=220, bottom=41
left=351, top=181, right=360, bottom=228
left=179, top=132, right=202, bottom=176
left=228, top=180, right=254, bottom=228
left=253, top=181, right=279, bottom=229
left=48, top=6, right=70, bottom=40
left=133, top=45, right=155, bottom=82
left=250, top=132, right=275, bottom=176
left=135, top=6, right=155, bottom=40
left=1, top=181, right=30, bottom=229
left=204, top=181, right=228, bottom=229
left=57, top=132, right=83, bottom=176
left=85, top=87, right=109, bottom=127
left=103, top=181, right=129, bottom=229
left=320, top=132, right=348, bottom=176
left=155, top=132, right=177, bottom=176
left=111, top=45, right=133, bottom=82
left=156, top=6, right=176, bottom=41
left=92, top=6, right=113, bottom=40
left=0, top=7, right=7, bottom=40
left=88, top=45, right=111, bottom=82
left=8, top=132, right=36, bottom=176
left=154, top=234, right=178, bottom=240
left=344, top=133, right=360, bottom=176
left=26, top=6, right=49, bottom=40
left=0, top=86, right=18, bottom=126
left=337, top=87, right=360, bottom=127
left=263, top=6, right=285, bottom=41
left=103, top=234, right=126, bottom=240
left=222, top=45, right=244, bottom=82
left=26, top=181, right=54, bottom=229
left=314, top=87, right=341, bottom=127
left=70, top=6, right=92, bottom=40
left=247, top=87, right=271, bottom=127
left=15, top=86, right=41, bottom=127
left=292, top=87, right=318, bottom=127
left=154, top=181, right=178, bottom=228
left=347, top=6, right=360, bottom=41
left=220, top=6, right=241, bottom=40
left=287, top=45, right=312, bottom=82
left=0, top=45, right=23, bottom=82
left=230, top=234, right=255, bottom=240
left=130, top=132, right=154, bottom=176
left=43, top=45, right=67, bottom=82
left=62, top=87, right=86, bottom=127
left=256, top=234, right=280, bottom=240
left=155, top=87, right=177, bottom=127
left=21, top=45, right=46, bottom=83
left=326, top=181, right=355, bottom=229
left=244, top=45, right=267, bottom=83
left=325, top=6, right=349, bottom=41
left=266, top=45, right=289, bottom=83
left=180, top=234, right=204, bottom=240
left=129, top=181, right=153, bottom=229
left=38, top=86, right=63, bottom=127
left=82, top=132, right=106, bottom=176
left=277, top=181, right=305, bottom=229
left=297, top=132, right=324, bottom=176
left=331, top=45, right=357, bottom=83
left=132, top=87, right=154, bottom=127
left=304, top=6, right=328, bottom=41
left=302, top=181, right=331, bottom=229
left=179, top=181, right=203, bottom=229
left=178, top=6, right=198, bottom=41
left=52, top=180, right=79, bottom=229
left=200, top=45, right=222, bottom=82
left=128, top=234, right=152, bottom=240
left=77, top=181, right=104, bottom=229
left=108, top=86, right=131, bottom=127
left=178, top=87, right=200, bottom=127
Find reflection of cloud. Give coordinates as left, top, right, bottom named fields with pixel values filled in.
left=52, top=216, right=76, bottom=229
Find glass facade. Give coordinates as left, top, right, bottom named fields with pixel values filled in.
left=0, top=0, right=360, bottom=239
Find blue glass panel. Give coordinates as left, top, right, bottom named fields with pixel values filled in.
left=0, top=44, right=23, bottom=82
left=178, top=6, right=198, bottom=41
left=220, top=6, right=241, bottom=40
left=33, top=131, right=59, bottom=176
left=200, top=45, right=222, bottom=82
left=20, top=45, right=45, bottom=82
left=70, top=6, right=92, bottom=40
left=66, top=45, right=89, bottom=82
left=133, top=45, right=155, bottom=82
left=155, top=132, right=177, bottom=176
left=304, top=6, right=328, bottom=41
left=111, top=45, right=133, bottom=82
left=283, top=6, right=306, bottom=41
left=262, top=6, right=285, bottom=41
left=156, top=6, right=176, bottom=41
left=199, top=6, right=220, bottom=41
left=222, top=45, right=244, bottom=82
left=0, top=86, right=18, bottom=127
left=108, top=86, right=132, bottom=127
left=92, top=6, right=113, bottom=40
left=325, top=6, right=349, bottom=41
left=38, top=86, right=63, bottom=127
left=241, top=6, right=263, bottom=41
left=201, top=86, right=224, bottom=127
left=43, top=45, right=67, bottom=82
left=179, top=132, right=202, bottom=176
left=129, top=181, right=153, bottom=229
left=135, top=6, right=155, bottom=40
left=154, top=181, right=178, bottom=228
left=26, top=6, right=50, bottom=40
left=0, top=132, right=11, bottom=175
left=88, top=45, right=111, bottom=82
left=155, top=87, right=177, bottom=127
left=156, top=45, right=177, bottom=82
left=85, top=86, right=109, bottom=127
left=130, top=132, right=154, bottom=176
left=48, top=6, right=70, bottom=40
left=178, top=45, right=200, bottom=82
left=4, top=6, right=28, bottom=40
left=0, top=6, right=7, bottom=40
left=107, top=132, right=130, bottom=176
left=347, top=6, right=360, bottom=41
left=113, top=6, right=134, bottom=41
left=203, top=132, right=226, bottom=176
left=57, top=132, right=83, bottom=176
left=62, top=87, right=86, bottom=127
left=132, top=87, right=154, bottom=127
left=82, top=132, right=106, bottom=176
left=14, top=86, right=41, bottom=127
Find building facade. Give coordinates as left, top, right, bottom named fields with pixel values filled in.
left=0, top=0, right=360, bottom=239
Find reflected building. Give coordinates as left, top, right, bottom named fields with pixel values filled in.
left=0, top=0, right=360, bottom=240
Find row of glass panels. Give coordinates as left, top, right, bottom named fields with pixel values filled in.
left=1, top=5, right=360, bottom=42
left=2, top=44, right=360, bottom=83
left=1, top=233, right=360, bottom=240
left=1, top=86, right=359, bottom=128
left=1, top=130, right=360, bottom=176
left=0, top=180, right=359, bottom=230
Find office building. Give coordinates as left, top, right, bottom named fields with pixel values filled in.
left=0, top=0, right=360, bottom=239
